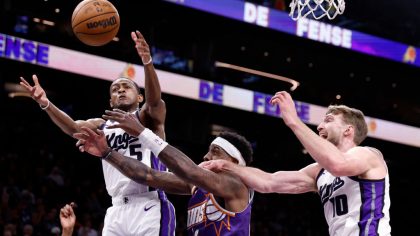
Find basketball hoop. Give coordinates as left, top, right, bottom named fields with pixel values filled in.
left=289, top=0, right=345, bottom=21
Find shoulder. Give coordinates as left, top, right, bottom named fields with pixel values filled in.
left=301, top=163, right=323, bottom=177
left=348, top=146, right=384, bottom=160
left=350, top=146, right=388, bottom=178
left=86, top=118, right=106, bottom=127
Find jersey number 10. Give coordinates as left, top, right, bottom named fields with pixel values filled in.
left=329, top=194, right=348, bottom=217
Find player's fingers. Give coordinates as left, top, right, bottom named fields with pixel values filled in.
left=74, top=137, right=86, bottom=146
left=19, top=77, right=31, bottom=86
left=102, top=114, right=113, bottom=121
left=102, top=114, right=122, bottom=122
left=283, top=91, right=292, bottom=99
left=104, top=110, right=124, bottom=121
left=63, top=205, right=71, bottom=213
left=105, top=109, right=123, bottom=116
left=269, top=95, right=280, bottom=104
left=19, top=82, right=31, bottom=90
left=33, top=74, right=40, bottom=86
left=112, top=108, right=126, bottom=114
left=73, top=131, right=90, bottom=141
left=95, top=129, right=105, bottom=137
left=135, top=30, right=144, bottom=39
left=273, top=91, right=286, bottom=97
left=198, top=161, right=210, bottom=168
left=106, top=124, right=121, bottom=130
left=80, top=126, right=98, bottom=137
left=70, top=202, right=77, bottom=208
left=131, top=31, right=138, bottom=41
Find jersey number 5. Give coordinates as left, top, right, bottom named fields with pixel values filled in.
left=129, top=144, right=143, bottom=161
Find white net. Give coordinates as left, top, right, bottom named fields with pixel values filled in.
left=289, top=0, right=345, bottom=21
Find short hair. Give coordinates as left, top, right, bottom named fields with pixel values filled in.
left=110, top=77, right=143, bottom=95
left=218, top=131, right=253, bottom=165
left=326, top=105, right=368, bottom=145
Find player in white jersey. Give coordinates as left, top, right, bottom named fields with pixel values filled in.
left=19, top=30, right=176, bottom=236
left=201, top=91, right=391, bottom=236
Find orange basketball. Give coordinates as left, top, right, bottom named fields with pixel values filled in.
left=71, top=0, right=120, bottom=46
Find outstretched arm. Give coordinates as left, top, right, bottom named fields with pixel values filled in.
left=74, top=127, right=192, bottom=195
left=201, top=160, right=319, bottom=194
left=19, top=74, right=103, bottom=136
left=105, top=150, right=192, bottom=195
left=102, top=110, right=247, bottom=201
left=131, top=31, right=166, bottom=138
left=270, top=91, right=380, bottom=177
left=157, top=145, right=246, bottom=199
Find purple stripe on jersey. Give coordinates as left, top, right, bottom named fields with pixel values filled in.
left=158, top=190, right=176, bottom=236
left=151, top=153, right=168, bottom=171
left=359, top=181, right=385, bottom=236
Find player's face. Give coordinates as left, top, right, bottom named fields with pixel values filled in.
left=109, top=78, right=142, bottom=111
left=317, top=113, right=348, bottom=146
left=203, top=144, right=237, bottom=164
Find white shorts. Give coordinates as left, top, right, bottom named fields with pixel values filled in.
left=102, top=191, right=176, bottom=236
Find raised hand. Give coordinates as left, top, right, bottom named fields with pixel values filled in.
left=269, top=91, right=299, bottom=127
left=60, top=202, right=76, bottom=236
left=19, top=74, right=49, bottom=107
left=74, top=127, right=110, bottom=157
left=102, top=109, right=145, bottom=136
left=131, top=30, right=152, bottom=65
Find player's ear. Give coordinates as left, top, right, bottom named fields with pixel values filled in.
left=137, top=94, right=144, bottom=103
left=344, top=125, right=353, bottom=137
left=109, top=98, right=113, bottom=108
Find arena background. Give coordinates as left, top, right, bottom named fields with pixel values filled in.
left=1, top=0, right=419, bottom=235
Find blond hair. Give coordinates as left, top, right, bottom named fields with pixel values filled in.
left=326, top=105, right=368, bottom=145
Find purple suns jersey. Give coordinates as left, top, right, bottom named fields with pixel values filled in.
left=187, top=187, right=253, bottom=236
left=317, top=168, right=391, bottom=236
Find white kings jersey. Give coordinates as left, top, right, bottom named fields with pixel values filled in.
left=317, top=167, right=391, bottom=236
left=100, top=111, right=168, bottom=198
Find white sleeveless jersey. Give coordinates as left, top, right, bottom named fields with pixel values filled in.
left=317, top=169, right=391, bottom=236
left=101, top=111, right=168, bottom=197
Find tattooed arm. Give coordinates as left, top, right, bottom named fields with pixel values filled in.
left=74, top=127, right=193, bottom=195
left=105, top=150, right=192, bottom=195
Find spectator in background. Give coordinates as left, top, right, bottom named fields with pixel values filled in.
left=22, top=224, right=34, bottom=236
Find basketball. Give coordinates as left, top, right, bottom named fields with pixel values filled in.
left=71, top=0, right=120, bottom=46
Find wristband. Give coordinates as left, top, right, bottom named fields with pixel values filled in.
left=40, top=100, right=50, bottom=110
left=138, top=128, right=168, bottom=156
left=143, top=57, right=153, bottom=65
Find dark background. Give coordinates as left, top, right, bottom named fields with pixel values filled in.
left=1, top=0, right=419, bottom=235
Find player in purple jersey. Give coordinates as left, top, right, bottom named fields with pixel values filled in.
left=201, top=91, right=391, bottom=236
left=73, top=110, right=254, bottom=236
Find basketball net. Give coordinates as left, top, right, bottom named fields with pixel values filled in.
left=289, top=0, right=345, bottom=21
